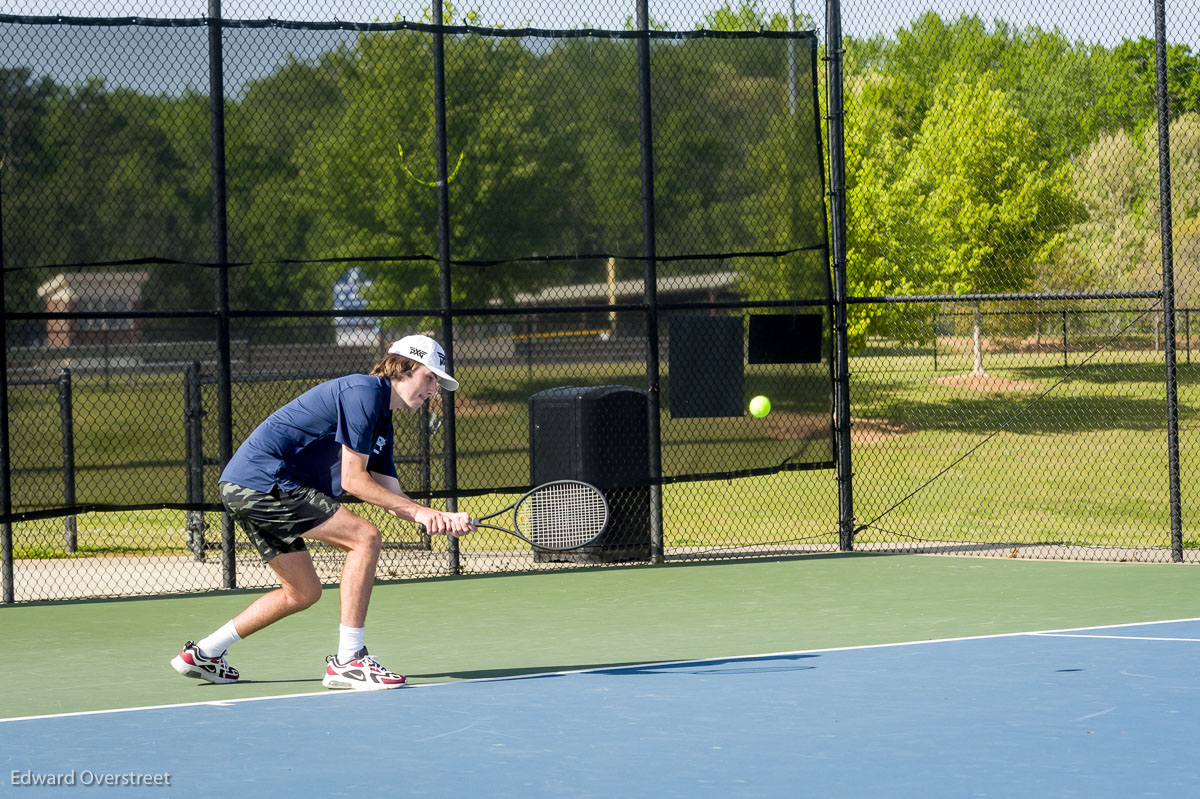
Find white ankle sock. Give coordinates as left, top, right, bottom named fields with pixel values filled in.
left=196, top=620, right=241, bottom=658
left=338, top=625, right=365, bottom=662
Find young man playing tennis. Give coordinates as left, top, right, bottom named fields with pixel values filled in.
left=171, top=334, right=474, bottom=690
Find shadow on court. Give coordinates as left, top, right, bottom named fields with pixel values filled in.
left=411, top=652, right=821, bottom=682
left=182, top=678, right=326, bottom=687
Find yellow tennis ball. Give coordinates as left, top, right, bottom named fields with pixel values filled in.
left=749, top=395, right=771, bottom=418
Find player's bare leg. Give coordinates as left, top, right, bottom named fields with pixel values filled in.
left=300, top=506, right=381, bottom=627
left=301, top=507, right=403, bottom=689
left=171, top=550, right=321, bottom=685
left=231, top=550, right=324, bottom=637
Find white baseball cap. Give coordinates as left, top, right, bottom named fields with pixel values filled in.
left=387, top=334, right=459, bottom=391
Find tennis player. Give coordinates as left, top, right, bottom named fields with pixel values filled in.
left=171, top=334, right=474, bottom=690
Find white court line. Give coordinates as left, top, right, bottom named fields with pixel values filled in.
left=1074, top=706, right=1118, bottom=722
left=1031, top=633, right=1200, bottom=642
left=0, top=690, right=334, bottom=724
left=6, top=615, right=1200, bottom=725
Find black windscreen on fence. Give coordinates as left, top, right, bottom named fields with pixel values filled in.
left=1, top=16, right=832, bottom=519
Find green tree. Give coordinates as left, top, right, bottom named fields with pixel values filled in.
left=664, top=2, right=828, bottom=307
left=1100, top=38, right=1200, bottom=134
left=844, top=77, right=1081, bottom=364
left=1127, top=114, right=1200, bottom=308
left=137, top=89, right=225, bottom=339
left=1062, top=112, right=1200, bottom=307
left=910, top=79, right=1081, bottom=372
left=701, top=0, right=814, bottom=34
left=287, top=28, right=585, bottom=316
left=8, top=80, right=211, bottom=341
left=1137, top=217, right=1200, bottom=313
left=847, top=13, right=1173, bottom=163
left=1056, top=128, right=1147, bottom=293
left=842, top=98, right=929, bottom=349
left=36, top=83, right=207, bottom=264
left=1, top=68, right=59, bottom=330
left=908, top=80, right=1078, bottom=296
left=222, top=49, right=354, bottom=328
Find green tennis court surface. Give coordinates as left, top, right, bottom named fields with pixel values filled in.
left=4, top=554, right=1199, bottom=721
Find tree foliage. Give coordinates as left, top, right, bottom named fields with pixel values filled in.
left=838, top=13, right=1200, bottom=349
left=3, top=10, right=1198, bottom=351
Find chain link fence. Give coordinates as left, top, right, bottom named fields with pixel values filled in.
left=1, top=0, right=1195, bottom=601
left=2, top=1, right=836, bottom=601
left=838, top=0, right=1195, bottom=563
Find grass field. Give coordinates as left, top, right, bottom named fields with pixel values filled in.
left=5, top=342, right=1193, bottom=563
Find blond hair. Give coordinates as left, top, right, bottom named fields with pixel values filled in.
left=369, top=353, right=419, bottom=381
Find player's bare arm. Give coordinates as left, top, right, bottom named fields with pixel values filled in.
left=340, top=445, right=474, bottom=535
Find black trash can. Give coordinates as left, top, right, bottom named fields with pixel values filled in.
left=529, top=385, right=652, bottom=563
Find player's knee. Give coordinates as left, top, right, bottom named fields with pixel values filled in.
left=285, top=578, right=322, bottom=609
left=364, top=526, right=382, bottom=558
left=352, top=518, right=382, bottom=557
left=297, top=583, right=322, bottom=609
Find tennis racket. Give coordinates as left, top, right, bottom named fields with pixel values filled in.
left=470, top=480, right=609, bottom=551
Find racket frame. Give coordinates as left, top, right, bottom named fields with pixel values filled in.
left=470, top=480, right=610, bottom=551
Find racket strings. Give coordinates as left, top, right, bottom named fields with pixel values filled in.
left=515, top=482, right=608, bottom=548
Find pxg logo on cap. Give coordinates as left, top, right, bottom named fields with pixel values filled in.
left=389, top=335, right=458, bottom=391
left=405, top=345, right=445, bottom=368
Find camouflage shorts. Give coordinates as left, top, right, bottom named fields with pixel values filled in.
left=218, top=481, right=340, bottom=562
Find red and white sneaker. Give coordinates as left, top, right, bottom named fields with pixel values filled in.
left=322, top=647, right=407, bottom=690
left=171, top=641, right=240, bottom=684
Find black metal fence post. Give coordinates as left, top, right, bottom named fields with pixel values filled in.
left=432, top=0, right=461, bottom=574
left=0, top=167, right=12, bottom=604
left=1154, top=0, right=1183, bottom=561
left=209, top=0, right=236, bottom=588
left=184, top=362, right=206, bottom=561
left=637, top=0, right=665, bottom=564
left=57, top=368, right=77, bottom=553
left=827, top=0, right=854, bottom=551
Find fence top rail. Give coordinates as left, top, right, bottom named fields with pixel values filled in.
left=934, top=306, right=1184, bottom=318
left=850, top=290, right=1163, bottom=304
left=0, top=13, right=819, bottom=41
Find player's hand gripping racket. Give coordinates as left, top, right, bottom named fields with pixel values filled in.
left=471, top=480, right=609, bottom=551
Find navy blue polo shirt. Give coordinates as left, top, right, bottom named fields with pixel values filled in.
left=220, top=374, right=397, bottom=497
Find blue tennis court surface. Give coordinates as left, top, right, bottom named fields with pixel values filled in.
left=6, top=619, right=1200, bottom=797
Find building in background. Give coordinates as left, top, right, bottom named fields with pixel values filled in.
left=36, top=271, right=150, bottom=348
